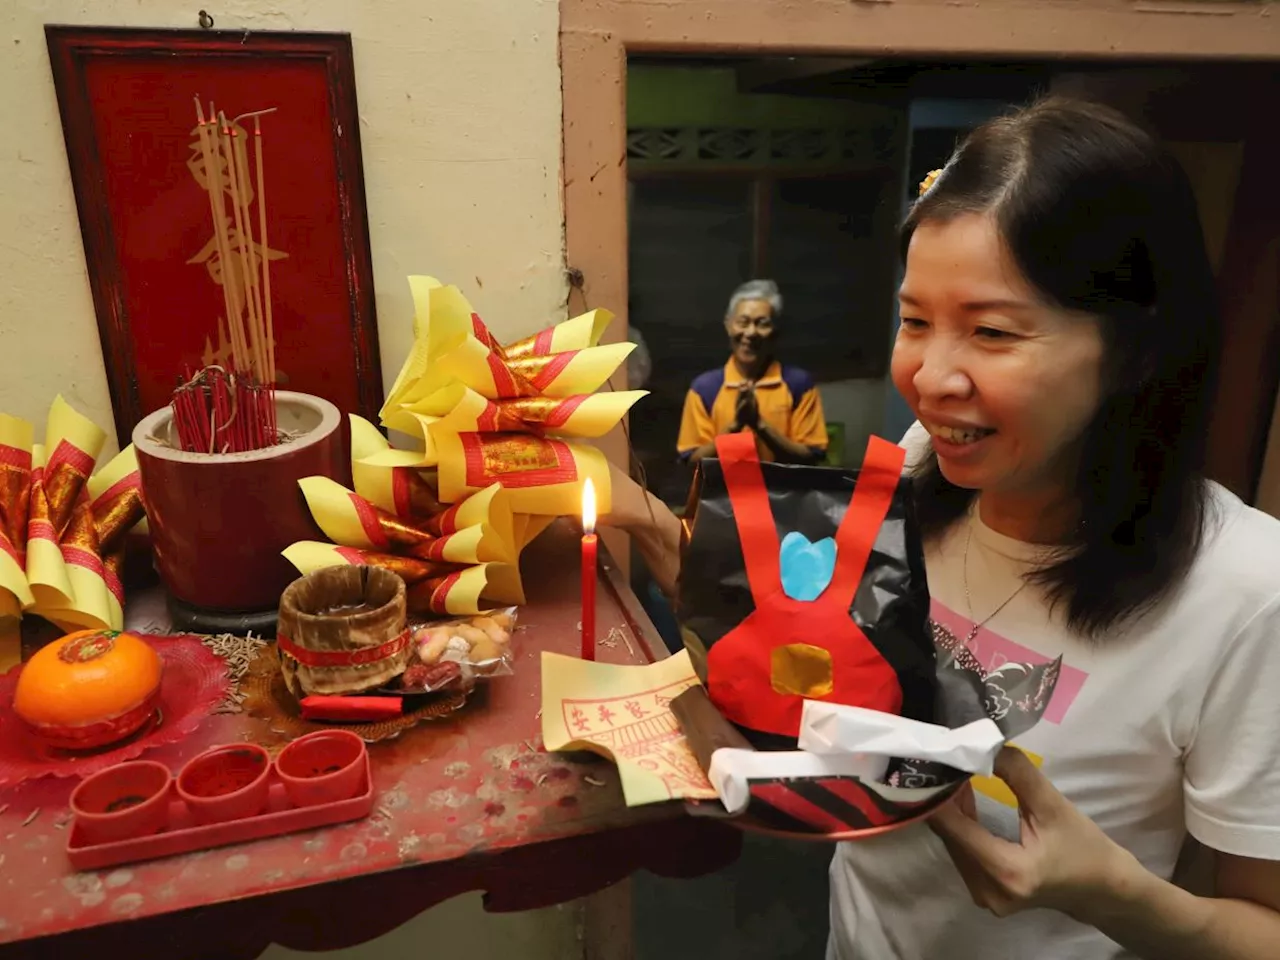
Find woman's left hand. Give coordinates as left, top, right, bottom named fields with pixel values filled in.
left=930, top=746, right=1134, bottom=920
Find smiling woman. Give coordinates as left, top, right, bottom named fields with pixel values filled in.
left=898, top=99, right=1219, bottom=637
left=893, top=215, right=1109, bottom=545
left=828, top=97, right=1280, bottom=960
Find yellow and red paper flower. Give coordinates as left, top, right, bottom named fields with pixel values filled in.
left=0, top=397, right=144, bottom=633
left=284, top=276, right=643, bottom=617
left=378, top=276, right=644, bottom=516
left=285, top=415, right=530, bottom=617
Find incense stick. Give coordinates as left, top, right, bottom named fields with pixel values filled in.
left=232, top=124, right=268, bottom=382
left=252, top=115, right=276, bottom=386
left=193, top=99, right=238, bottom=345
left=214, top=105, right=246, bottom=367
left=219, top=113, right=258, bottom=379
left=211, top=105, right=247, bottom=371
left=231, top=107, right=279, bottom=387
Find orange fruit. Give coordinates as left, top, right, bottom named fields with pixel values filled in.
left=13, top=630, right=164, bottom=750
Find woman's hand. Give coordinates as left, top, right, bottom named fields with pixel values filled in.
left=934, top=748, right=1280, bottom=959
left=930, top=747, right=1133, bottom=920
left=734, top=385, right=759, bottom=431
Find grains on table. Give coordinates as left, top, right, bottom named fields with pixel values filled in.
left=201, top=633, right=269, bottom=714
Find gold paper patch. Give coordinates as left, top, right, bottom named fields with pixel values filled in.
left=770, top=643, right=834, bottom=698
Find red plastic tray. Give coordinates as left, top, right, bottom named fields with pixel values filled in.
left=66, top=753, right=375, bottom=871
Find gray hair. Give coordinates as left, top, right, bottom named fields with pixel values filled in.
left=726, top=280, right=782, bottom=321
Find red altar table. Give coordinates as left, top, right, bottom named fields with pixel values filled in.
left=0, top=522, right=741, bottom=959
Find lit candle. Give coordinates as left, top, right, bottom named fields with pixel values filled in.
left=581, top=477, right=598, bottom=660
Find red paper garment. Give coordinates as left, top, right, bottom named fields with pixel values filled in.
left=704, top=431, right=906, bottom=738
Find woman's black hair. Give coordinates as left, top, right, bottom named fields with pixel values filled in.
left=903, top=96, right=1221, bottom=638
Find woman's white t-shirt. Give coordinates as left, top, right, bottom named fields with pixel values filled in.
left=828, top=423, right=1280, bottom=960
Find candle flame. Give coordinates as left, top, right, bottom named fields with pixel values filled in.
left=582, top=477, right=596, bottom=534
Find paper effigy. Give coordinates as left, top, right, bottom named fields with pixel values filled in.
left=659, top=430, right=1063, bottom=833
left=540, top=428, right=1063, bottom=832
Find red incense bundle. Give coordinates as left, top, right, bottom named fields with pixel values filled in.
left=170, top=366, right=277, bottom=454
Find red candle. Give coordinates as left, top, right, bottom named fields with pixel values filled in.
left=581, top=477, right=597, bottom=660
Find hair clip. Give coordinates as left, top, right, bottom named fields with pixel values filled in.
left=918, top=169, right=943, bottom=197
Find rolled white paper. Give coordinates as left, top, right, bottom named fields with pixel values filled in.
left=798, top=701, right=1005, bottom=776
left=708, top=748, right=887, bottom=815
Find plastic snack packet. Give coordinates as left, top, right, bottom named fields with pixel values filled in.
left=391, top=607, right=520, bottom=693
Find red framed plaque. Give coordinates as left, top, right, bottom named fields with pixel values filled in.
left=46, top=26, right=383, bottom=446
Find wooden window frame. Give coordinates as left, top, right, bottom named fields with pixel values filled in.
left=562, top=1, right=1280, bottom=501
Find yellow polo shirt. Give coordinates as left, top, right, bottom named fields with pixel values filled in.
left=677, top=360, right=828, bottom=463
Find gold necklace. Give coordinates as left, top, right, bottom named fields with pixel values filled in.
left=961, top=521, right=1027, bottom=645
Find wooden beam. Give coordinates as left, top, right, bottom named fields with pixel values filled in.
left=564, top=0, right=1280, bottom=60
left=1206, top=108, right=1280, bottom=501
left=734, top=56, right=876, bottom=93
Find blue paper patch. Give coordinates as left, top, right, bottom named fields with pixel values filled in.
left=779, top=531, right=838, bottom=602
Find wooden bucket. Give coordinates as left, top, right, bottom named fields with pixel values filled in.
left=276, top=566, right=409, bottom=697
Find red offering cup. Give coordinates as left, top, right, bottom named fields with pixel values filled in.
left=275, top=730, right=367, bottom=807
left=69, top=760, right=172, bottom=845
left=176, top=743, right=271, bottom=824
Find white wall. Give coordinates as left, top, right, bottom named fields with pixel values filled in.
left=0, top=0, right=568, bottom=456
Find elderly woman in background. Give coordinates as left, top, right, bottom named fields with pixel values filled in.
left=677, top=279, right=829, bottom=466
left=608, top=98, right=1280, bottom=959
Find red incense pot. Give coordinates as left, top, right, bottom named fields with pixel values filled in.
left=133, top=391, right=349, bottom=621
